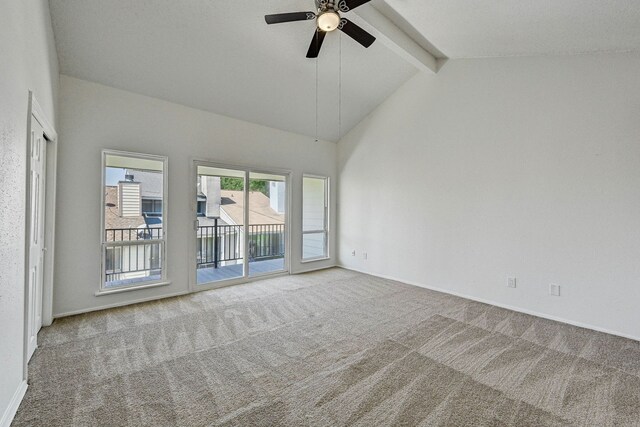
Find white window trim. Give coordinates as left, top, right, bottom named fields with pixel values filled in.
left=189, top=159, right=292, bottom=292
left=97, top=149, right=169, bottom=295
left=301, top=174, right=330, bottom=262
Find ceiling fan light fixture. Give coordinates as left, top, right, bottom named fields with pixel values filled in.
left=264, top=0, right=376, bottom=58
left=317, top=11, right=340, bottom=32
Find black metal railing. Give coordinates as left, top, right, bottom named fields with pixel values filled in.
left=103, top=222, right=285, bottom=284
left=104, top=227, right=163, bottom=284
left=105, top=242, right=163, bottom=283
left=105, top=227, right=163, bottom=242
left=196, top=223, right=243, bottom=268
left=248, top=224, right=286, bottom=261
left=196, top=223, right=285, bottom=269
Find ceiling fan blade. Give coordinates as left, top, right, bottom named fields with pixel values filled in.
left=265, top=11, right=315, bottom=25
left=338, top=0, right=372, bottom=12
left=306, top=29, right=327, bottom=58
left=339, top=19, right=376, bottom=48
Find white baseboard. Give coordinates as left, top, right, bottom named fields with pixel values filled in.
left=53, top=290, right=189, bottom=318
left=1, top=381, right=27, bottom=427
left=54, top=265, right=337, bottom=319
left=339, top=265, right=640, bottom=342
left=292, top=264, right=336, bottom=275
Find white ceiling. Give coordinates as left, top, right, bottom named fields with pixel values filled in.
left=49, top=0, right=417, bottom=142
left=49, top=0, right=640, bottom=141
left=385, top=0, right=640, bottom=58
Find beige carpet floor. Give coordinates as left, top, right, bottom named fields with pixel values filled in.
left=13, top=268, right=640, bottom=426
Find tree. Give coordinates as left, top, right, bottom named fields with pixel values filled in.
left=250, top=180, right=268, bottom=195
left=220, top=177, right=268, bottom=196
left=220, top=177, right=243, bottom=191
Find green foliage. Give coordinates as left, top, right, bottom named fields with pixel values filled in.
left=220, top=177, right=268, bottom=196
left=220, top=177, right=243, bottom=191
left=249, top=180, right=268, bottom=195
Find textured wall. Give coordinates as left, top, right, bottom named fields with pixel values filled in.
left=0, top=0, right=59, bottom=422
left=339, top=52, right=640, bottom=340
left=53, top=76, right=337, bottom=316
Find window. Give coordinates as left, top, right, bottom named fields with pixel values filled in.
left=142, top=199, right=162, bottom=216
left=302, top=175, right=329, bottom=260
left=196, top=201, right=206, bottom=216
left=101, top=150, right=168, bottom=291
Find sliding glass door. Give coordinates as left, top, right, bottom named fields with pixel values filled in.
left=194, top=162, right=288, bottom=287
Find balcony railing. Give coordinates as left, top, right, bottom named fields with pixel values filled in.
left=103, top=223, right=285, bottom=284
left=197, top=224, right=243, bottom=267
left=196, top=223, right=285, bottom=268
left=105, top=227, right=163, bottom=242
left=104, top=227, right=164, bottom=285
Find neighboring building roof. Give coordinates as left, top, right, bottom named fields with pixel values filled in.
left=104, top=186, right=145, bottom=230
left=144, top=216, right=162, bottom=228
left=105, top=183, right=283, bottom=234
left=220, top=190, right=284, bottom=225
left=125, top=169, right=163, bottom=199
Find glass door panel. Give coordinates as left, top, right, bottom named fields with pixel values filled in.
left=248, top=172, right=287, bottom=276
left=195, top=165, right=245, bottom=285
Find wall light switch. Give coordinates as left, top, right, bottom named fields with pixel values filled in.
left=549, top=284, right=561, bottom=296
left=363, top=252, right=368, bottom=260
left=507, top=277, right=517, bottom=288
left=351, top=250, right=356, bottom=256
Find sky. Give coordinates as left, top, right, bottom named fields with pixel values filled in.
left=105, top=167, right=125, bottom=186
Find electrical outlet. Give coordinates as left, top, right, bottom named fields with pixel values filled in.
left=507, top=277, right=517, bottom=288
left=363, top=252, right=368, bottom=260
left=549, top=284, right=561, bottom=296
left=351, top=250, right=356, bottom=256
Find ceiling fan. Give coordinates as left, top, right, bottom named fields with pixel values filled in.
left=265, top=0, right=376, bottom=58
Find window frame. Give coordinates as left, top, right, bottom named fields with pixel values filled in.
left=98, top=149, right=169, bottom=295
left=189, top=159, right=292, bottom=291
left=301, top=174, right=330, bottom=262
left=142, top=199, right=163, bottom=216
left=196, top=200, right=206, bottom=217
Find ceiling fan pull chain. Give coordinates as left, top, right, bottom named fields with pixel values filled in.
left=339, top=31, right=342, bottom=140
left=315, top=52, right=319, bottom=143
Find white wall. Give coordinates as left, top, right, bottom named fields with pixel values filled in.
left=54, top=75, right=337, bottom=316
left=338, top=52, right=640, bottom=340
left=0, top=1, right=59, bottom=424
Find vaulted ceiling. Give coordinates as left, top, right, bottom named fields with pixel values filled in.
left=49, top=0, right=417, bottom=142
left=49, top=0, right=640, bottom=141
left=385, top=0, right=640, bottom=58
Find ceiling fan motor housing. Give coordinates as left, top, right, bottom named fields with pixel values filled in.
left=317, top=1, right=337, bottom=11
